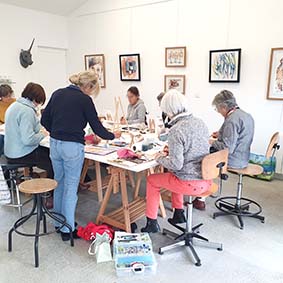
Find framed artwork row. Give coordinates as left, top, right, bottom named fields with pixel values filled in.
left=84, top=47, right=283, bottom=102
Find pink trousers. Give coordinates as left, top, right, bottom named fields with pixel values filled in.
left=146, top=172, right=212, bottom=219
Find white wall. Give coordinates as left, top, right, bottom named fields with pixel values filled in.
left=66, top=0, right=283, bottom=172
left=0, top=3, right=68, bottom=103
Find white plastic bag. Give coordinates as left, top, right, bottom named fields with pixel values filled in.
left=88, top=232, right=112, bottom=263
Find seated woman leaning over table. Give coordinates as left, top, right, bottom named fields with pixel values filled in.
left=193, top=90, right=255, bottom=211
left=120, top=86, right=147, bottom=125
left=0, top=84, right=16, bottom=124
left=4, top=82, right=53, bottom=178
left=141, top=89, right=212, bottom=233
left=41, top=70, right=121, bottom=242
left=0, top=84, right=16, bottom=155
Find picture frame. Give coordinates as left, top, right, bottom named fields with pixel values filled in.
left=209, top=48, right=241, bottom=83
left=164, top=75, right=186, bottom=94
left=267, top=48, right=283, bottom=100
left=119, top=54, right=141, bottom=81
left=84, top=54, right=106, bottom=88
left=165, top=46, right=186, bottom=67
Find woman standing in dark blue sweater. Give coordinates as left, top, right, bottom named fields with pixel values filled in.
left=41, top=71, right=121, bottom=241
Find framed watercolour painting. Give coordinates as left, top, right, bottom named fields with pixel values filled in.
left=119, top=54, right=141, bottom=81
left=209, top=48, right=241, bottom=83
left=267, top=48, right=283, bottom=100
left=165, top=46, right=186, bottom=67
left=164, top=75, right=186, bottom=94
left=85, top=54, right=106, bottom=88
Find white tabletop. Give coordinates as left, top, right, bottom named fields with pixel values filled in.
left=40, top=136, right=159, bottom=173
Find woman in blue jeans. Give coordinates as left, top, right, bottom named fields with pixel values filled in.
left=41, top=71, right=121, bottom=241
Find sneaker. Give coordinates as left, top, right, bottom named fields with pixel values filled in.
left=61, top=229, right=80, bottom=241
left=141, top=218, right=160, bottom=233
left=193, top=198, right=206, bottom=211
left=168, top=209, right=186, bottom=225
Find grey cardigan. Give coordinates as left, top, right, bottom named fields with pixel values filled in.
left=211, top=108, right=254, bottom=169
left=157, top=113, right=210, bottom=180
left=126, top=99, right=146, bottom=124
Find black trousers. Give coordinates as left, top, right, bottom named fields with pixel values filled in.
left=6, top=146, right=54, bottom=178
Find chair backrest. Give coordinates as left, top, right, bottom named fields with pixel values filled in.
left=202, top=149, right=229, bottom=180
left=265, top=132, right=280, bottom=158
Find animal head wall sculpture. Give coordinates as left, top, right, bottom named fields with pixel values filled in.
left=19, top=38, right=35, bottom=68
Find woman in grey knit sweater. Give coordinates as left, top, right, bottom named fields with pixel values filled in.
left=141, top=90, right=212, bottom=233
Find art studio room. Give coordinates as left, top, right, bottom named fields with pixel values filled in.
left=0, top=0, right=283, bottom=282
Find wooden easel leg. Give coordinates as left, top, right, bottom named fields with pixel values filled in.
left=119, top=170, right=131, bottom=233
left=80, top=159, right=90, bottom=184
left=134, top=172, right=143, bottom=199
left=113, top=172, right=120, bottom=194
left=96, top=176, right=114, bottom=225
left=95, top=161, right=103, bottom=202
left=127, top=171, right=135, bottom=189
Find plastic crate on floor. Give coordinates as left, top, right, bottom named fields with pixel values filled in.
left=113, top=232, right=157, bottom=277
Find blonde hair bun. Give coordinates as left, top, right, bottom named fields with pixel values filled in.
left=69, top=71, right=100, bottom=97
left=69, top=74, right=80, bottom=85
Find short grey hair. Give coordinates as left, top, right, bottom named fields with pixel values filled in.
left=212, top=90, right=238, bottom=110
left=156, top=92, right=165, bottom=102
left=161, top=89, right=189, bottom=116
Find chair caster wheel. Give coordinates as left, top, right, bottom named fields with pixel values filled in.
left=217, top=248, right=223, bottom=251
left=261, top=220, right=265, bottom=223
left=162, top=232, right=167, bottom=236
left=195, top=262, right=201, bottom=267
left=158, top=249, right=164, bottom=255
left=212, top=214, right=216, bottom=219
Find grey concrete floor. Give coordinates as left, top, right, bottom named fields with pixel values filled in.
left=0, top=173, right=283, bottom=283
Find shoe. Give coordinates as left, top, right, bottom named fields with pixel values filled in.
left=168, top=209, right=186, bottom=225
left=61, top=229, right=80, bottom=241
left=56, top=222, right=78, bottom=233
left=131, top=222, right=138, bottom=233
left=78, top=182, right=90, bottom=191
left=141, top=217, right=160, bottom=233
left=193, top=198, right=206, bottom=211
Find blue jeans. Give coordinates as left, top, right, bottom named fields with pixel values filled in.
left=50, top=138, right=85, bottom=232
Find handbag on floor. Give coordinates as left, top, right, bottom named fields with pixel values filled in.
left=88, top=232, right=112, bottom=263
left=77, top=222, right=114, bottom=241
left=249, top=153, right=276, bottom=181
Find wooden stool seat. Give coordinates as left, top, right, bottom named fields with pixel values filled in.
left=228, top=164, right=263, bottom=176
left=19, top=178, right=57, bottom=194
left=198, top=183, right=218, bottom=198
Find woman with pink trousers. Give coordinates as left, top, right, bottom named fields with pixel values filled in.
left=141, top=90, right=212, bottom=233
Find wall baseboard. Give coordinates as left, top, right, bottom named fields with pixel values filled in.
left=274, top=173, right=283, bottom=180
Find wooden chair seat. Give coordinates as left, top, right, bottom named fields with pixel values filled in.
left=197, top=183, right=218, bottom=198
left=228, top=164, right=263, bottom=176
left=19, top=178, right=57, bottom=194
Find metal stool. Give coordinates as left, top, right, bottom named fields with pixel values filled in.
left=159, top=149, right=228, bottom=266
left=8, top=178, right=74, bottom=267
left=213, top=164, right=265, bottom=229
left=0, top=159, right=34, bottom=216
